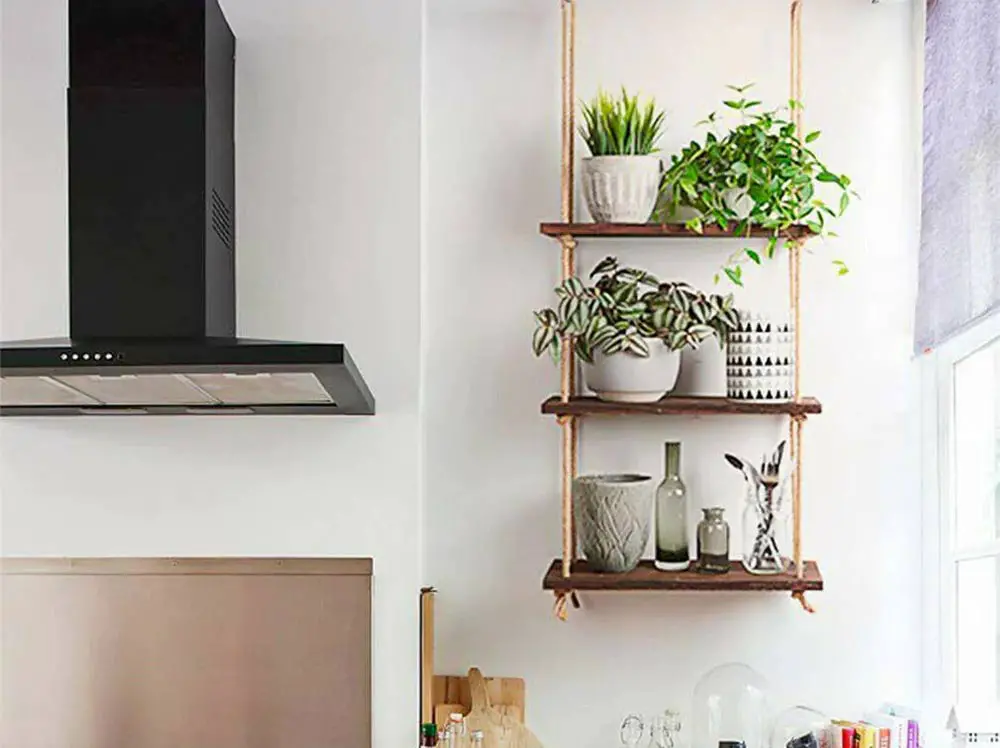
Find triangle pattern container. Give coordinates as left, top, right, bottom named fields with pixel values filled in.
left=726, top=311, right=795, bottom=403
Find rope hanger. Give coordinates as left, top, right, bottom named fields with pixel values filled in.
left=553, top=0, right=812, bottom=618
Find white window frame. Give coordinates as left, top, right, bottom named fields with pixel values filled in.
left=922, top=310, right=1000, bottom=729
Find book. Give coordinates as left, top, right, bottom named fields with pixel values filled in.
left=864, top=712, right=908, bottom=748
left=878, top=704, right=920, bottom=748
left=833, top=721, right=861, bottom=748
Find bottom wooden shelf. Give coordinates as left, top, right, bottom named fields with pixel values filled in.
left=542, top=559, right=823, bottom=593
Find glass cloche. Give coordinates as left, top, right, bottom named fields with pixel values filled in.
left=770, top=706, right=831, bottom=748
left=692, top=663, right=771, bottom=748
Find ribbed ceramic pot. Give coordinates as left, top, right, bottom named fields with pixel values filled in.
left=573, top=474, right=655, bottom=573
left=581, top=155, right=661, bottom=223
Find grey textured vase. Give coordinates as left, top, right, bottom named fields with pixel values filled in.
left=573, top=474, right=654, bottom=573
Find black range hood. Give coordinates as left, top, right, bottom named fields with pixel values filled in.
left=0, top=0, right=375, bottom=416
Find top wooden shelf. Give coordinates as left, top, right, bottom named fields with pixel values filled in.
left=539, top=222, right=816, bottom=240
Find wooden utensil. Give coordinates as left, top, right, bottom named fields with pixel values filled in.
left=463, top=668, right=544, bottom=748
left=432, top=674, right=525, bottom=721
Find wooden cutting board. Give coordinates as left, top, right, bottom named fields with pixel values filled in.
left=432, top=672, right=525, bottom=727
left=460, top=668, right=543, bottom=748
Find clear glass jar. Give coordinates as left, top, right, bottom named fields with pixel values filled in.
left=692, top=663, right=770, bottom=748
left=697, top=507, right=730, bottom=574
left=741, top=479, right=790, bottom=575
left=770, top=706, right=830, bottom=748
left=655, top=442, right=690, bottom=571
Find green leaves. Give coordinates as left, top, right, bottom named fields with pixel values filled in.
left=531, top=257, right=739, bottom=361
left=579, top=88, right=665, bottom=157
left=655, top=84, right=856, bottom=285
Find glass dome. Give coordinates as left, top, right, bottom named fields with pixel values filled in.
left=770, top=706, right=831, bottom=748
left=692, top=663, right=771, bottom=748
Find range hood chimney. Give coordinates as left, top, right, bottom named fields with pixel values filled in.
left=0, top=0, right=375, bottom=416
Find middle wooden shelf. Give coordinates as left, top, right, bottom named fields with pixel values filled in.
left=541, top=395, right=822, bottom=418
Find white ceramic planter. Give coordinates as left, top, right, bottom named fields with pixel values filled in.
left=725, top=188, right=754, bottom=219
left=674, top=342, right=727, bottom=397
left=585, top=345, right=681, bottom=403
left=581, top=155, right=661, bottom=223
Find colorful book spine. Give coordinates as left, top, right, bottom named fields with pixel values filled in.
left=907, top=720, right=918, bottom=748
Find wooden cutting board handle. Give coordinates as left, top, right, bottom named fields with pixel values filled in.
left=467, top=668, right=492, bottom=712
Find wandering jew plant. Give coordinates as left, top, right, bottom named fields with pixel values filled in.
left=657, top=84, right=857, bottom=284
left=579, top=88, right=666, bottom=156
left=532, top=256, right=739, bottom=363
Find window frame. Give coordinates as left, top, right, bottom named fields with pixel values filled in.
left=922, top=310, right=1000, bottom=725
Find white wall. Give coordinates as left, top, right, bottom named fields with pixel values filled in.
left=2, top=0, right=924, bottom=744
left=0, top=2, right=422, bottom=747
left=424, top=0, right=922, bottom=745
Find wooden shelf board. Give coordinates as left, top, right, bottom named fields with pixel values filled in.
left=541, top=395, right=822, bottom=418
left=542, top=559, right=823, bottom=593
left=539, top=222, right=816, bottom=240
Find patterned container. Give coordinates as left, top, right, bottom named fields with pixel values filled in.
left=726, top=312, right=794, bottom=403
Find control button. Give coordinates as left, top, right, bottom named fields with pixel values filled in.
left=82, top=354, right=90, bottom=360
left=60, top=353, right=68, bottom=361
left=105, top=353, right=113, bottom=360
left=71, top=354, right=79, bottom=360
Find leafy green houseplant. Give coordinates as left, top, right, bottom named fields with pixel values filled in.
left=532, top=257, right=738, bottom=402
left=657, top=85, right=856, bottom=284
left=579, top=89, right=666, bottom=224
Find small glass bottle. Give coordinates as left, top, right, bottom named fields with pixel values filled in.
left=421, top=723, right=439, bottom=747
left=697, top=507, right=731, bottom=574
left=470, top=730, right=485, bottom=748
left=655, top=442, right=690, bottom=571
left=444, top=713, right=465, bottom=748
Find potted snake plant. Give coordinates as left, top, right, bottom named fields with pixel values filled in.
left=579, top=88, right=666, bottom=223
left=532, top=257, right=738, bottom=403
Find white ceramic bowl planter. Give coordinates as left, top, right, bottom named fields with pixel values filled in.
left=585, top=344, right=681, bottom=403
left=581, top=155, right=661, bottom=223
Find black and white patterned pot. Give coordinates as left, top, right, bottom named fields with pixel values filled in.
left=726, top=312, right=794, bottom=403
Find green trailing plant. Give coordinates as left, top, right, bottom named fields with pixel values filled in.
left=657, top=84, right=856, bottom=285
left=579, top=88, right=666, bottom=157
left=532, top=256, right=738, bottom=364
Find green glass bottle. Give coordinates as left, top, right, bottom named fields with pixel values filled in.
left=655, top=442, right=690, bottom=571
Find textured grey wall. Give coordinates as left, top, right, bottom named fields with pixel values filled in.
left=917, top=0, right=1000, bottom=350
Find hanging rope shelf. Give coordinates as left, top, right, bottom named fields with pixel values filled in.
left=539, top=0, right=822, bottom=621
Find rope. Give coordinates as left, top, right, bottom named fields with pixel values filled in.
left=554, top=592, right=569, bottom=621
left=557, top=1, right=578, bottom=606
left=792, top=591, right=816, bottom=613
left=789, top=0, right=806, bottom=584
left=561, top=417, right=574, bottom=578
left=560, top=0, right=575, bottom=224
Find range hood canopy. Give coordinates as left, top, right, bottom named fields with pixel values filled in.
left=0, top=0, right=374, bottom=416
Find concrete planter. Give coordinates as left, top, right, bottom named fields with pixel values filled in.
left=573, top=474, right=655, bottom=573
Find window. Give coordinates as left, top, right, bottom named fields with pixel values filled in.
left=925, top=312, right=1000, bottom=715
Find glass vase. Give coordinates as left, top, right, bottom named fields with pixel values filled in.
left=655, top=442, right=690, bottom=571
left=741, top=479, right=790, bottom=575
left=697, top=507, right=730, bottom=574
